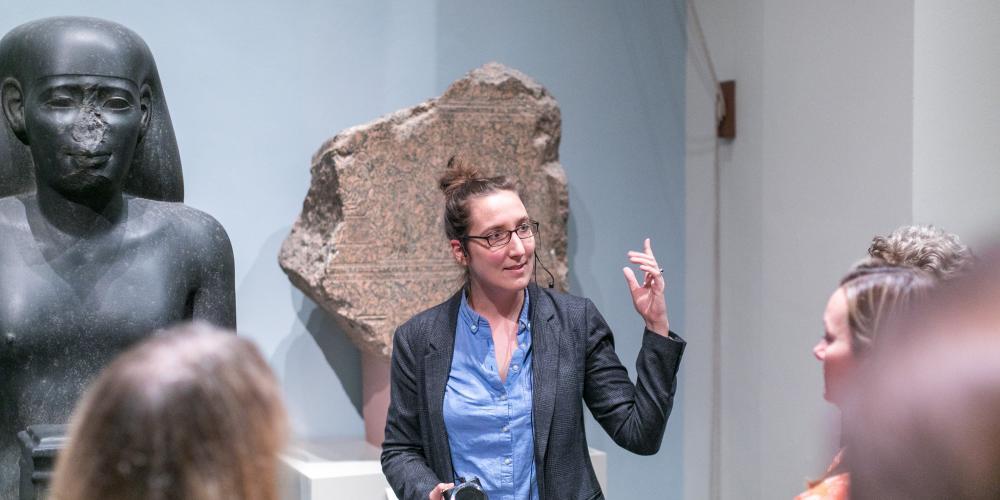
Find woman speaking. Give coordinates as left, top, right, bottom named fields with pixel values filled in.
left=381, top=160, right=686, bottom=500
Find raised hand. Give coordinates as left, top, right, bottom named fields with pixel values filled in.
left=623, top=238, right=670, bottom=336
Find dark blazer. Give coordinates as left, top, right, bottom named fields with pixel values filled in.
left=381, top=283, right=686, bottom=500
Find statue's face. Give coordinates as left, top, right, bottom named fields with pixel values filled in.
left=23, top=74, right=148, bottom=199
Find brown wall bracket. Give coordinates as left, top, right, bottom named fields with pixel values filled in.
left=717, top=80, right=736, bottom=139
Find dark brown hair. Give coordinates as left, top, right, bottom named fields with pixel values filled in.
left=438, top=157, right=519, bottom=245
left=50, top=322, right=287, bottom=500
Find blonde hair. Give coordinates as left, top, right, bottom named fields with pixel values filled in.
left=50, top=323, right=287, bottom=500
left=839, top=260, right=934, bottom=356
left=807, top=261, right=933, bottom=489
left=868, top=225, right=972, bottom=281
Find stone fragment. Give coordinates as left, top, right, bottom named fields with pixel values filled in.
left=280, top=62, right=569, bottom=358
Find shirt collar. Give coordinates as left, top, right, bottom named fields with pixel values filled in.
left=517, top=291, right=531, bottom=332
left=459, top=292, right=485, bottom=334
left=459, top=289, right=531, bottom=335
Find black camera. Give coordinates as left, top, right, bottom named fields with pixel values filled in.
left=443, top=477, right=488, bottom=500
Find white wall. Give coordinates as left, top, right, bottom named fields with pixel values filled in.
left=757, top=3, right=915, bottom=497
left=913, top=1, right=1000, bottom=247
left=683, top=4, right=722, bottom=497
left=686, top=1, right=915, bottom=498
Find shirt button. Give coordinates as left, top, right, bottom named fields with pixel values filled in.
left=500, top=394, right=507, bottom=401
left=502, top=425, right=509, bottom=432
left=512, top=364, right=519, bottom=372
left=470, top=324, right=478, bottom=333
left=520, top=343, right=527, bottom=349
left=504, top=457, right=512, bottom=465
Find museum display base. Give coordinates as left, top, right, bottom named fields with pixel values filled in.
left=280, top=438, right=607, bottom=500
left=17, top=424, right=68, bottom=500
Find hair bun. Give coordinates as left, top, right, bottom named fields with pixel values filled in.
left=439, top=157, right=484, bottom=195
left=868, top=235, right=899, bottom=264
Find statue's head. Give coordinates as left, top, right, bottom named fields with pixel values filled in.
left=0, top=17, right=183, bottom=201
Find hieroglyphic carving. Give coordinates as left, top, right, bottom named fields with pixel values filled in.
left=280, top=63, right=568, bottom=358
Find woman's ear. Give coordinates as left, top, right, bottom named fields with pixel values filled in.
left=449, top=239, right=467, bottom=266
left=2, top=78, right=27, bottom=144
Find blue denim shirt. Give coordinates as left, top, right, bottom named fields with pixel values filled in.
left=443, top=291, right=538, bottom=500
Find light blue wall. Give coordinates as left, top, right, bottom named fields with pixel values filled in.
left=1, top=1, right=686, bottom=497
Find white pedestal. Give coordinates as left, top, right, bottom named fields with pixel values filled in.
left=281, top=438, right=607, bottom=500
left=281, top=439, right=389, bottom=500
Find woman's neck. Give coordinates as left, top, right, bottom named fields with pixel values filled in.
left=467, top=282, right=524, bottom=323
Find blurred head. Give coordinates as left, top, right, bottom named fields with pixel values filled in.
left=50, top=322, right=287, bottom=500
left=813, top=261, right=932, bottom=406
left=847, top=247, right=1000, bottom=499
left=868, top=224, right=972, bottom=281
left=439, top=157, right=536, bottom=299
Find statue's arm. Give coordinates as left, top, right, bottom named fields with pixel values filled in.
left=188, top=212, right=236, bottom=329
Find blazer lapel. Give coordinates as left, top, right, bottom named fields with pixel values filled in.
left=530, top=284, right=561, bottom=467
left=424, top=289, right=461, bottom=478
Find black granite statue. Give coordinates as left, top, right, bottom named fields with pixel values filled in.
left=0, top=17, right=236, bottom=499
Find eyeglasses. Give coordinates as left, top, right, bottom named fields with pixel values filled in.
left=463, top=221, right=539, bottom=248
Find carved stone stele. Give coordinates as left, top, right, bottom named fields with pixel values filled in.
left=279, top=62, right=569, bottom=359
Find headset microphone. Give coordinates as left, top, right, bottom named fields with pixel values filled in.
left=531, top=227, right=556, bottom=289
left=534, top=250, right=556, bottom=289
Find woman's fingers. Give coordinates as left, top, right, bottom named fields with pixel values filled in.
left=633, top=262, right=660, bottom=280
left=623, top=267, right=641, bottom=291
left=429, top=483, right=455, bottom=500
left=640, top=266, right=663, bottom=288
left=628, top=250, right=653, bottom=257
left=628, top=253, right=658, bottom=268
left=628, top=253, right=660, bottom=276
left=639, top=264, right=661, bottom=278
left=628, top=238, right=661, bottom=271
left=626, top=238, right=656, bottom=259
left=626, top=238, right=665, bottom=289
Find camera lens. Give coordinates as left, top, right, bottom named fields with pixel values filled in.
left=454, top=489, right=487, bottom=500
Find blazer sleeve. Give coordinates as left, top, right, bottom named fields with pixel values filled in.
left=581, top=298, right=686, bottom=455
left=381, top=324, right=441, bottom=500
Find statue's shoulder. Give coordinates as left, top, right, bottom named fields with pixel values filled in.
left=128, top=197, right=232, bottom=250
left=0, top=195, right=31, bottom=232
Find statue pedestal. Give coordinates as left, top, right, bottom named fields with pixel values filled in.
left=280, top=438, right=607, bottom=500
left=17, top=425, right=68, bottom=500
left=361, top=352, right=390, bottom=447
left=280, top=438, right=390, bottom=499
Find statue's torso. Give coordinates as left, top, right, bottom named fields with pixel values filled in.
left=0, top=195, right=219, bottom=499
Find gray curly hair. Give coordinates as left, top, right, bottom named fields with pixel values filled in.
left=868, top=225, right=972, bottom=281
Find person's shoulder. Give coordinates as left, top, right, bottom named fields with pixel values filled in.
left=129, top=198, right=231, bottom=247
left=536, top=286, right=586, bottom=303
left=0, top=195, right=28, bottom=227
left=532, top=284, right=590, bottom=312
left=395, top=292, right=459, bottom=340
left=530, top=285, right=602, bottom=336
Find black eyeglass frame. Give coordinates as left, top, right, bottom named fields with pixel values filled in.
left=462, top=220, right=540, bottom=248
